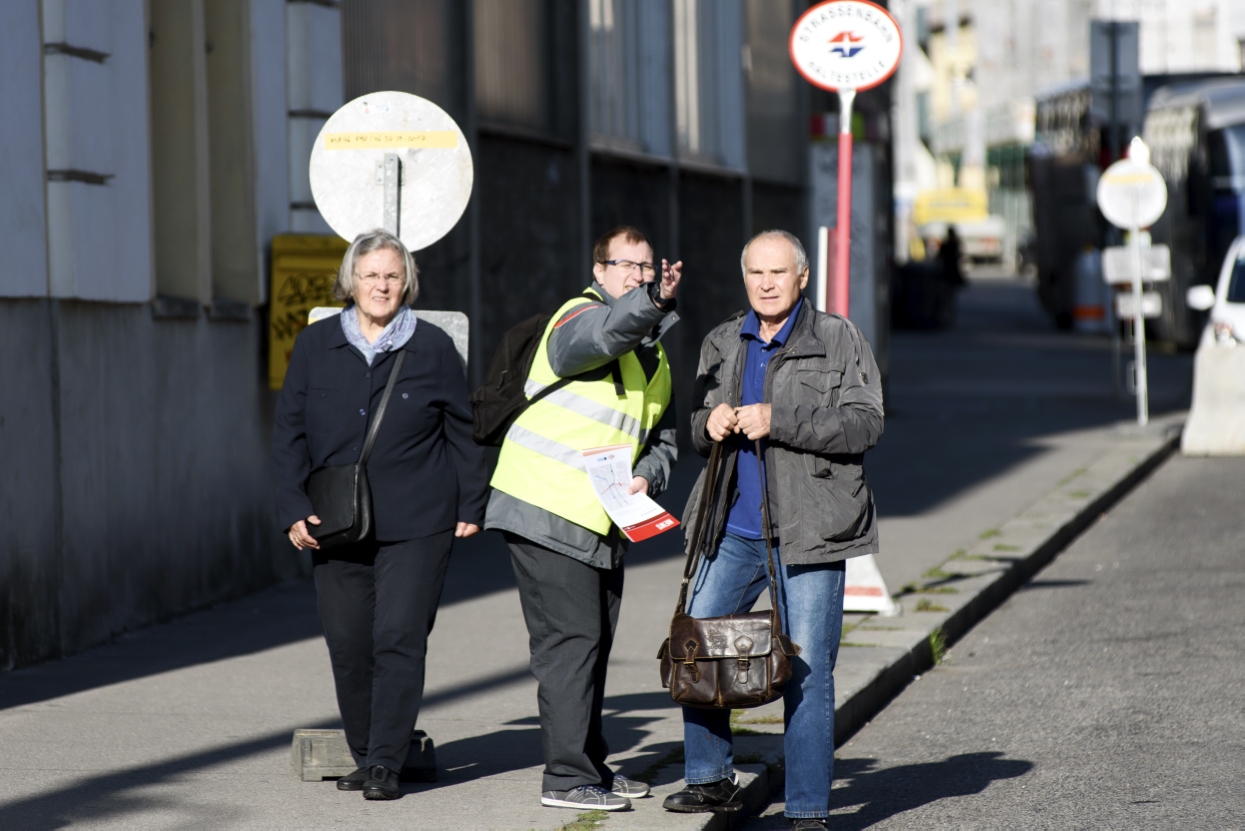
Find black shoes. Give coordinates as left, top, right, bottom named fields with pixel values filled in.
left=335, top=767, right=369, bottom=791
left=662, top=775, right=743, bottom=813
left=790, top=819, right=828, bottom=830
left=362, top=764, right=401, bottom=800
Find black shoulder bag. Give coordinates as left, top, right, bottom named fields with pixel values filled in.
left=306, top=350, right=406, bottom=549
left=657, top=438, right=801, bottom=709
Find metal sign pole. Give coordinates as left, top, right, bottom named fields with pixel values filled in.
left=382, top=152, right=401, bottom=235
left=1130, top=223, right=1149, bottom=425
left=834, top=89, right=856, bottom=316
left=1096, top=137, right=1166, bottom=427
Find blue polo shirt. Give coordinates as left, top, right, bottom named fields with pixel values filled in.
left=724, top=297, right=802, bottom=540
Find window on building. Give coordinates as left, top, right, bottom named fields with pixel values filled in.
left=744, top=0, right=798, bottom=183
left=341, top=0, right=462, bottom=117
left=474, top=0, right=551, bottom=132
left=148, top=0, right=265, bottom=307
left=673, top=0, right=744, bottom=169
left=148, top=0, right=212, bottom=303
left=587, top=0, right=673, bottom=157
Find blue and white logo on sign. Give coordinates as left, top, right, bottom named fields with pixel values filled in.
left=789, top=0, right=903, bottom=92
left=829, top=31, right=866, bottom=58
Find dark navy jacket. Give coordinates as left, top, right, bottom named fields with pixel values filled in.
left=272, top=315, right=489, bottom=541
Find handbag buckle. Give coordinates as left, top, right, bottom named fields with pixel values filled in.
left=682, top=639, right=700, bottom=683
left=734, top=636, right=753, bottom=683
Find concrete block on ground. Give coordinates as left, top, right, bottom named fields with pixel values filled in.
left=291, top=728, right=437, bottom=782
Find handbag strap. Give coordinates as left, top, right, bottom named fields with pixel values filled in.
left=673, top=433, right=785, bottom=638
left=675, top=439, right=722, bottom=614
left=754, top=438, right=786, bottom=637
left=358, top=349, right=407, bottom=465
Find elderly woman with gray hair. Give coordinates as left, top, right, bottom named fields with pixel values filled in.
left=272, top=229, right=489, bottom=800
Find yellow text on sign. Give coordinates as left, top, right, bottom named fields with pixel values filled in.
left=323, top=131, right=459, bottom=150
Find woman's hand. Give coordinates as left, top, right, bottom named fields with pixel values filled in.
left=455, top=522, right=481, bottom=538
left=706, top=403, right=739, bottom=442
left=627, top=476, right=650, bottom=496
left=289, top=516, right=321, bottom=550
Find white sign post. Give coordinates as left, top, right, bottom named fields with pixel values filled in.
left=306, top=91, right=475, bottom=368
left=1096, top=137, right=1168, bottom=426
left=791, top=2, right=902, bottom=616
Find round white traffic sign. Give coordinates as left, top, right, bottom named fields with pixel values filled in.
left=789, top=0, right=903, bottom=92
left=1096, top=158, right=1168, bottom=230
left=309, top=91, right=473, bottom=251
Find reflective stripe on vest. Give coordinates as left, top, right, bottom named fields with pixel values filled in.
left=523, top=378, right=650, bottom=446
left=490, top=290, right=672, bottom=535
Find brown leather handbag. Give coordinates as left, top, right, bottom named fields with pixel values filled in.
left=657, top=439, right=800, bottom=709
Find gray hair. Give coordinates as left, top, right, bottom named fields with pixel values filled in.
left=740, top=230, right=809, bottom=278
left=334, top=229, right=419, bottom=305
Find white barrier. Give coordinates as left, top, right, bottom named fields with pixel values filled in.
left=1182, top=342, right=1245, bottom=455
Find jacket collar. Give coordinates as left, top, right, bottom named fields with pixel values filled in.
left=782, top=299, right=826, bottom=358
left=711, top=296, right=825, bottom=358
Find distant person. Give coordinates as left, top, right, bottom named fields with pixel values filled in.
left=662, top=230, right=883, bottom=830
left=941, top=225, right=966, bottom=288
left=485, top=226, right=681, bottom=813
left=272, top=229, right=489, bottom=801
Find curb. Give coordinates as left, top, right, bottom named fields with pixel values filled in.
left=640, top=419, right=1181, bottom=829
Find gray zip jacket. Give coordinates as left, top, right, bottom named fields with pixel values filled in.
left=684, top=299, right=883, bottom=564
left=484, top=280, right=679, bottom=568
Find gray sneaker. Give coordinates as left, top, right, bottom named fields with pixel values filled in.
left=541, top=785, right=631, bottom=811
left=609, top=775, right=651, bottom=798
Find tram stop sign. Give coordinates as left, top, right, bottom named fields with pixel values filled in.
left=1096, top=152, right=1167, bottom=230
left=789, top=0, right=903, bottom=93
left=309, top=91, right=473, bottom=252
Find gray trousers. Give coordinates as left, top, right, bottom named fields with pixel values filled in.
left=505, top=533, right=624, bottom=792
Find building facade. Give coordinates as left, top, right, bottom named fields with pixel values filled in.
left=0, top=0, right=811, bottom=670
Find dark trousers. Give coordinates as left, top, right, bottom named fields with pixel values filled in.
left=505, top=533, right=624, bottom=793
left=312, top=531, right=454, bottom=772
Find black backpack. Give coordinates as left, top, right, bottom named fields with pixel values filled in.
left=470, top=293, right=621, bottom=446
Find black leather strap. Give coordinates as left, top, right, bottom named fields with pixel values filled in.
left=359, top=350, right=406, bottom=465
left=754, top=438, right=786, bottom=636
left=674, top=434, right=784, bottom=638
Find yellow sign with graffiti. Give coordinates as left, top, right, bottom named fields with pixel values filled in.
left=268, top=234, right=349, bottom=390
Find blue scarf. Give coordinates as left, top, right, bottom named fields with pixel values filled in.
left=340, top=304, right=417, bottom=366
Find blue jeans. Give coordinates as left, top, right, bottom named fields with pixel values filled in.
left=681, top=533, right=845, bottom=819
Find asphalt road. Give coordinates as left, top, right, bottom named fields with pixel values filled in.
left=750, top=454, right=1245, bottom=829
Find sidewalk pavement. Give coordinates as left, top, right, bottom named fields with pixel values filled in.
left=0, top=272, right=1193, bottom=829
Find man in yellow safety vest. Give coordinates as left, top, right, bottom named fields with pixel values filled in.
left=485, top=225, right=682, bottom=813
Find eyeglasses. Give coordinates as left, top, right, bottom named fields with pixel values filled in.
left=356, top=272, right=404, bottom=286
left=601, top=259, right=657, bottom=277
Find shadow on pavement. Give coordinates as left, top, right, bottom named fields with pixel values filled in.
left=0, top=718, right=339, bottom=828
left=0, top=582, right=323, bottom=712
left=825, top=752, right=1033, bottom=828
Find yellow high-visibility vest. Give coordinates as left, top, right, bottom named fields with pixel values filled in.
left=490, top=289, right=672, bottom=535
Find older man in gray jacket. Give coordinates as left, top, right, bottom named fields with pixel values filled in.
left=662, top=230, right=883, bottom=830
left=486, top=225, right=681, bottom=812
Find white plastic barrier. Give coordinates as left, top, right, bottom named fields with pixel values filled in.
left=1182, top=341, right=1245, bottom=455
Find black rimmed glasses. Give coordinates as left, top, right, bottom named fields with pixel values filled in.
left=601, top=259, right=657, bottom=277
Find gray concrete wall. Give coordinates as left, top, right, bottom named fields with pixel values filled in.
left=0, top=299, right=293, bottom=670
